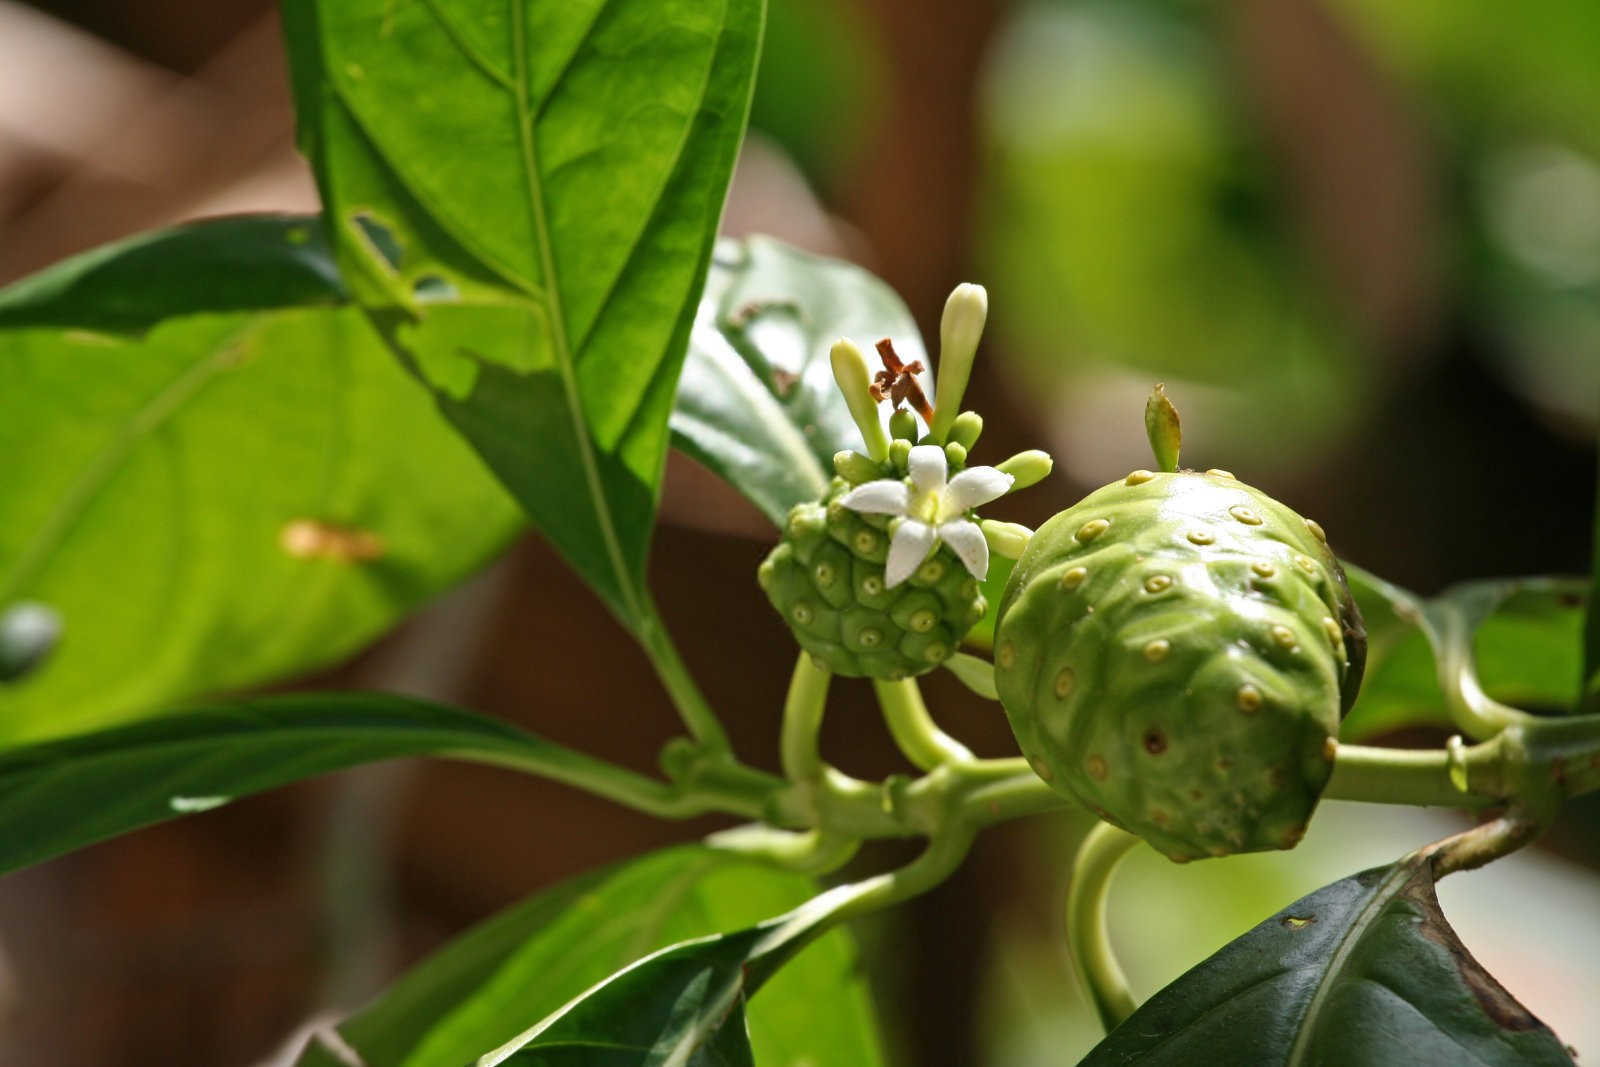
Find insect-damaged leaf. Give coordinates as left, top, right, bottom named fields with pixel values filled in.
left=281, top=0, right=763, bottom=632
left=1085, top=854, right=1574, bottom=1065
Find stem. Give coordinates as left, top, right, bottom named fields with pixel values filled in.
left=704, top=824, right=861, bottom=875
left=638, top=598, right=731, bottom=754
left=874, top=677, right=974, bottom=770
left=1324, top=740, right=1502, bottom=809
left=781, top=653, right=831, bottom=782
left=1421, top=809, right=1544, bottom=879
left=1066, top=821, right=1141, bottom=1033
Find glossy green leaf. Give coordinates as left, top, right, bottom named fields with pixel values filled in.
left=282, top=0, right=764, bottom=630
left=671, top=235, right=930, bottom=527
left=1086, top=855, right=1575, bottom=1065
left=1341, top=567, right=1587, bottom=739
left=0, top=216, right=521, bottom=743
left=296, top=845, right=884, bottom=1067
left=0, top=692, right=630, bottom=875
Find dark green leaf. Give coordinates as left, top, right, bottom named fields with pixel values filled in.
left=671, top=236, right=929, bottom=527
left=0, top=692, right=606, bottom=876
left=282, top=0, right=764, bottom=630
left=0, top=216, right=521, bottom=743
left=1582, top=458, right=1600, bottom=714
left=296, top=846, right=884, bottom=1067
left=1086, top=856, right=1575, bottom=1065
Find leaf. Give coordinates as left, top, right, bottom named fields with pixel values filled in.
left=671, top=235, right=930, bottom=527
left=296, top=845, right=885, bottom=1067
left=1085, top=856, right=1575, bottom=1065
left=0, top=691, right=628, bottom=876
left=281, top=0, right=764, bottom=630
left=1340, top=567, right=1587, bottom=740
left=0, top=216, right=522, bottom=743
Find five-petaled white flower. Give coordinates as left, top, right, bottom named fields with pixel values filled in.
left=840, top=445, right=1013, bottom=588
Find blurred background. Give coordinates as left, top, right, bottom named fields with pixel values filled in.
left=1, top=0, right=1597, bottom=1063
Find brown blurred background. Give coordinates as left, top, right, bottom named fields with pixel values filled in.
left=1, top=0, right=1597, bottom=1064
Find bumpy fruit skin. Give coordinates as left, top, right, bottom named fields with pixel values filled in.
left=994, top=470, right=1365, bottom=861
left=758, top=478, right=988, bottom=679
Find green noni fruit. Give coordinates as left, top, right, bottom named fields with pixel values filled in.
left=759, top=468, right=992, bottom=680
left=993, top=468, right=1365, bottom=861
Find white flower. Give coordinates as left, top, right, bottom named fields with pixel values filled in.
left=839, top=445, right=1013, bottom=587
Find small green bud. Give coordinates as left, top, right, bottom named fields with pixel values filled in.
left=929, top=283, right=988, bottom=443
left=995, top=449, right=1053, bottom=492
left=834, top=450, right=882, bottom=485
left=949, top=410, right=984, bottom=450
left=831, top=339, right=890, bottom=461
left=889, top=409, right=919, bottom=442
left=980, top=519, right=1033, bottom=560
left=889, top=438, right=912, bottom=472
left=1144, top=383, right=1181, bottom=473
left=944, top=441, right=968, bottom=469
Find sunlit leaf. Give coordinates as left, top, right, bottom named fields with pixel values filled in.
left=281, top=0, right=764, bottom=630
left=0, top=216, right=520, bottom=743
left=296, top=846, right=884, bottom=1067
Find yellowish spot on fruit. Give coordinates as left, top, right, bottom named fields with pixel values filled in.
left=1271, top=624, right=1298, bottom=650
left=1187, top=529, right=1215, bottom=545
left=1142, top=727, right=1168, bottom=755
left=792, top=602, right=815, bottom=625
left=923, top=642, right=950, bottom=663
left=1061, top=566, right=1088, bottom=591
left=853, top=530, right=879, bottom=554
left=861, top=574, right=884, bottom=596
left=1053, top=667, right=1076, bottom=698
left=1149, top=808, right=1170, bottom=827
left=859, top=628, right=883, bottom=648
left=1322, top=736, right=1338, bottom=762
left=814, top=562, right=837, bottom=587
left=1143, top=574, right=1172, bottom=594
left=1206, top=468, right=1236, bottom=479
left=1125, top=469, right=1156, bottom=485
left=1295, top=554, right=1319, bottom=576
left=961, top=579, right=980, bottom=599
left=1305, top=518, right=1328, bottom=542
left=1076, top=518, right=1110, bottom=543
left=1216, top=756, right=1234, bottom=772
left=917, top=559, right=946, bottom=583
left=1086, top=754, right=1109, bottom=781
left=1143, top=638, right=1171, bottom=663
left=1029, top=755, right=1054, bottom=781
left=1237, top=683, right=1262, bottom=713
left=1251, top=560, right=1277, bottom=579
left=909, top=609, right=937, bottom=633
left=1321, top=616, right=1343, bottom=646
left=997, top=641, right=1016, bottom=669
left=1229, top=505, right=1263, bottom=526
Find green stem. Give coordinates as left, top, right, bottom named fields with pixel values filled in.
left=704, top=823, right=861, bottom=875
left=781, top=653, right=831, bottom=782
left=1324, top=740, right=1502, bottom=809
left=638, top=597, right=732, bottom=754
left=1067, top=821, right=1141, bottom=1033
left=874, top=677, right=974, bottom=770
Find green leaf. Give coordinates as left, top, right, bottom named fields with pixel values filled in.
left=1340, top=567, right=1587, bottom=739
left=282, top=0, right=764, bottom=630
left=0, top=216, right=521, bottom=743
left=0, top=692, right=625, bottom=875
left=296, top=845, right=885, bottom=1067
left=671, top=235, right=930, bottom=527
left=1085, top=856, right=1575, bottom=1065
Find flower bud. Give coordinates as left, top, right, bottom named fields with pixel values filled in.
left=929, top=283, right=988, bottom=443
left=831, top=339, right=889, bottom=461
left=995, top=449, right=1053, bottom=492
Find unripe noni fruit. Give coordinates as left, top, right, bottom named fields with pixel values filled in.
left=993, top=469, right=1365, bottom=861
left=758, top=478, right=988, bottom=679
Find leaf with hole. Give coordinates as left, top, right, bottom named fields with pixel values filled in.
left=1085, top=854, right=1574, bottom=1065
left=671, top=235, right=930, bottom=528
left=0, top=216, right=520, bottom=743
left=281, top=0, right=764, bottom=631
